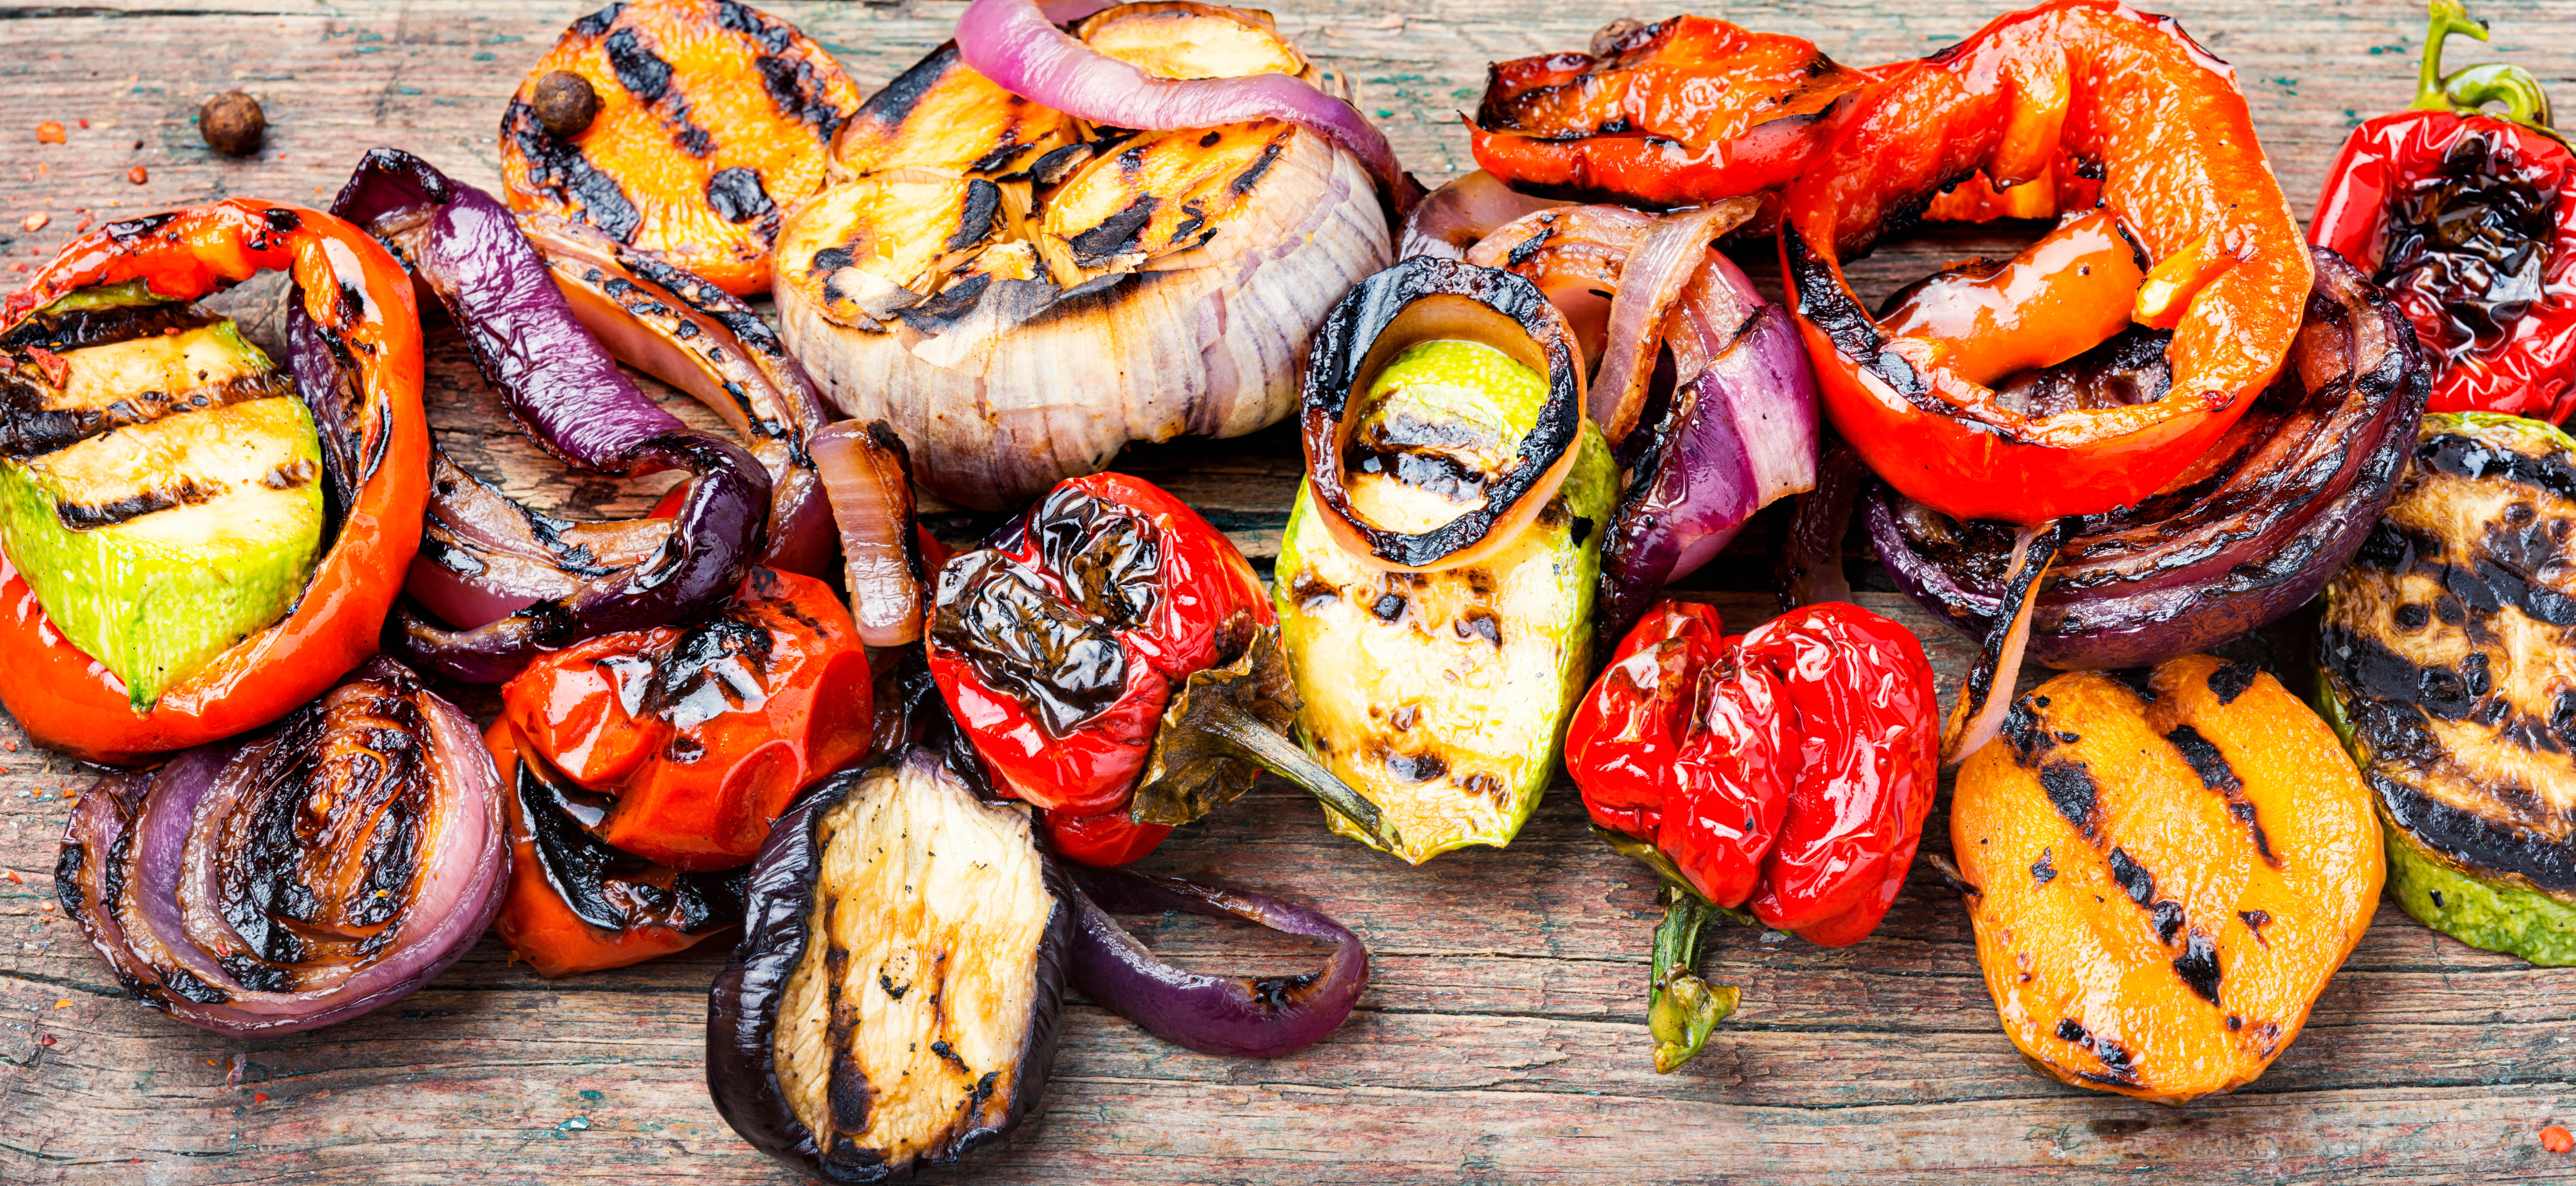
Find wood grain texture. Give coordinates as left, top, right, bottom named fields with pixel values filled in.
left=4, top=1, right=2576, bottom=1182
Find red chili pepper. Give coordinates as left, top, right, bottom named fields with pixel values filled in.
left=2311, top=2, right=2576, bottom=423
left=0, top=200, right=428, bottom=763
left=1567, top=600, right=1939, bottom=944
left=1780, top=0, right=2314, bottom=526
left=927, top=473, right=1270, bottom=864
left=500, top=567, right=873, bottom=872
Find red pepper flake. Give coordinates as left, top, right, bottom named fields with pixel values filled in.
left=252, top=1092, right=269, bottom=1104
left=2544, top=1125, right=2573, bottom=1154
left=76, top=119, right=87, bottom=130
left=126, top=165, right=148, bottom=185
left=34, top=121, right=63, bottom=144
left=6, top=870, right=21, bottom=883
left=35, top=1034, right=54, bottom=1048
left=73, top=215, right=90, bottom=233
left=3, top=739, right=18, bottom=751
left=38, top=900, right=54, bottom=913
left=6, top=263, right=22, bottom=275
left=19, top=211, right=46, bottom=232
left=25, top=347, right=68, bottom=388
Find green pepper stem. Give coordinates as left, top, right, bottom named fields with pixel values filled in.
left=2411, top=0, right=2557, bottom=133
left=1647, top=885, right=1741, bottom=1074
left=1190, top=693, right=1402, bottom=854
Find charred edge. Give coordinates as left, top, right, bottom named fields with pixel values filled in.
left=2327, top=622, right=2576, bottom=765
left=2031, top=847, right=2057, bottom=885
left=2, top=368, right=289, bottom=461
left=2053, top=1018, right=2143, bottom=1087
left=1999, top=697, right=2054, bottom=768
left=2207, top=660, right=2260, bottom=705
left=1229, top=137, right=1288, bottom=197
left=2039, top=761, right=2101, bottom=844
left=705, top=167, right=774, bottom=225
left=504, top=100, right=644, bottom=243
left=1781, top=222, right=1933, bottom=410
left=850, top=42, right=958, bottom=131
left=54, top=472, right=233, bottom=530
left=1066, top=193, right=1155, bottom=267
left=2106, top=667, right=2159, bottom=703
left=2373, top=770, right=2576, bottom=894
left=2165, top=725, right=2279, bottom=867
left=1, top=299, right=216, bottom=353
left=2418, top=430, right=2576, bottom=507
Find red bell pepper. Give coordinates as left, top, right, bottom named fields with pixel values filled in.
left=1566, top=599, right=1938, bottom=1070
left=2311, top=1, right=2576, bottom=423
left=0, top=201, right=428, bottom=763
left=1779, top=0, right=2314, bottom=526
left=500, top=566, right=873, bottom=872
left=927, top=472, right=1388, bottom=866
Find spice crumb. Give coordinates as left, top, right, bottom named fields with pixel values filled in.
left=35, top=121, right=63, bottom=144
left=2545, top=1125, right=2573, bottom=1154
left=20, top=211, right=47, bottom=232
left=126, top=165, right=148, bottom=185
left=252, top=1092, right=269, bottom=1104
left=35, top=1034, right=53, bottom=1048
left=52, top=999, right=69, bottom=1009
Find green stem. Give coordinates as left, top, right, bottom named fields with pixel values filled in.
left=2410, top=0, right=2557, bottom=134
left=2411, top=1, right=2488, bottom=111
left=1647, top=884, right=1741, bottom=1074
left=1194, top=694, right=1402, bottom=854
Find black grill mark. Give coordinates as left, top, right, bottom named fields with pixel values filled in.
left=2031, top=848, right=2057, bottom=885
left=2107, top=847, right=2155, bottom=908
left=750, top=43, right=851, bottom=145
left=504, top=100, right=644, bottom=242
left=704, top=167, right=773, bottom=224
left=2164, top=725, right=2280, bottom=867
left=604, top=26, right=672, bottom=102
left=2207, top=660, right=2260, bottom=704
left=1066, top=193, right=1157, bottom=266
left=2053, top=1017, right=2142, bottom=1086
left=2373, top=770, right=2576, bottom=893
left=2173, top=927, right=2223, bottom=1005
left=2106, top=667, right=2159, bottom=702
left=2000, top=697, right=2054, bottom=768
left=2238, top=909, right=2271, bottom=946
left=2040, top=762, right=2102, bottom=842
left=1370, top=592, right=1406, bottom=622
left=1229, top=137, right=1287, bottom=197
left=1384, top=751, right=1447, bottom=783
left=2, top=367, right=287, bottom=461
left=929, top=1039, right=971, bottom=1073
left=946, top=179, right=1004, bottom=255
left=850, top=43, right=953, bottom=130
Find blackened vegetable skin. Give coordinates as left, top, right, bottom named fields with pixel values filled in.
left=707, top=750, right=1072, bottom=1183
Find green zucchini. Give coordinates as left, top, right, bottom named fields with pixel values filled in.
left=2314, top=411, right=2576, bottom=964
left=1274, top=339, right=1614, bottom=864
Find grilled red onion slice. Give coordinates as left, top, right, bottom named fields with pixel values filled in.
left=1776, top=437, right=1863, bottom=610
left=1399, top=170, right=1572, bottom=261
left=516, top=212, right=834, bottom=579
left=956, top=0, right=1409, bottom=201
left=810, top=420, right=927, bottom=647
left=1588, top=200, right=1762, bottom=445
left=322, top=149, right=770, bottom=682
left=1941, top=522, right=2060, bottom=767
left=55, top=658, right=505, bottom=1036
left=1866, top=245, right=2430, bottom=669
left=1066, top=865, right=1367, bottom=1059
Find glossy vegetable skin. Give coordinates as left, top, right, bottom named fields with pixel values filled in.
left=1468, top=16, right=1869, bottom=209
left=707, top=749, right=1072, bottom=1183
left=499, top=0, right=865, bottom=295
left=0, top=200, right=426, bottom=764
left=501, top=567, right=873, bottom=872
left=1567, top=600, right=1940, bottom=944
left=1781, top=0, right=2313, bottom=526
left=1954, top=656, right=2382, bottom=1103
left=2316, top=412, right=2576, bottom=965
left=2310, top=2, right=2576, bottom=423
left=927, top=472, right=1270, bottom=866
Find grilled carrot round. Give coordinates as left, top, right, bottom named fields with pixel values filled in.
left=498, top=0, right=864, bottom=295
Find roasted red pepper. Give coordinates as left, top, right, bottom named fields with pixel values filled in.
left=2311, top=1, right=2576, bottom=423
left=1566, top=599, right=1938, bottom=1070
left=0, top=201, right=428, bottom=763
left=488, top=722, right=747, bottom=977
left=1469, top=16, right=1870, bottom=209
left=1779, top=0, right=2314, bottom=526
left=500, top=567, right=872, bottom=872
left=927, top=472, right=1386, bottom=866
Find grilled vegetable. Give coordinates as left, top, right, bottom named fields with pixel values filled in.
left=56, top=658, right=507, bottom=1035
left=0, top=305, right=322, bottom=711
left=2318, top=412, right=2576, bottom=965
left=499, top=0, right=865, bottom=296
left=1277, top=261, right=1616, bottom=862
left=708, top=748, right=1072, bottom=1183
left=777, top=5, right=1392, bottom=510
left=1953, top=656, right=2383, bottom=1104
left=0, top=201, right=428, bottom=764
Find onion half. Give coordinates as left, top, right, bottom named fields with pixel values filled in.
left=1867, top=245, right=2432, bottom=669
left=55, top=658, right=506, bottom=1036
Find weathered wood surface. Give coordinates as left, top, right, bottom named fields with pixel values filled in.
left=5, top=1, right=2576, bottom=1182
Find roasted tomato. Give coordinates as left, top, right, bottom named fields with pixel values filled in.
left=501, top=567, right=872, bottom=871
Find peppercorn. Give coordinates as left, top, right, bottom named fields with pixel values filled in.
left=198, top=91, right=265, bottom=157
left=532, top=71, right=599, bottom=141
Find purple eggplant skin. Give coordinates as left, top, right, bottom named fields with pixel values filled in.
left=706, top=748, right=1075, bottom=1184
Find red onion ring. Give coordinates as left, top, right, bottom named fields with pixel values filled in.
left=321, top=149, right=771, bottom=682
left=956, top=0, right=1410, bottom=202
left=1398, top=170, right=1572, bottom=261
left=1940, top=522, right=2061, bottom=767
left=55, top=658, right=506, bottom=1036
left=1588, top=199, right=1761, bottom=444
left=408, top=450, right=674, bottom=629
left=810, top=420, right=927, bottom=647
left=1066, top=865, right=1367, bottom=1059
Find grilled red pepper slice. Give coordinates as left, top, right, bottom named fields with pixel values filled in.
left=500, top=567, right=873, bottom=872
left=2311, top=1, right=2576, bottom=423
left=1780, top=0, right=2314, bottom=526
left=928, top=472, right=1389, bottom=865
left=0, top=200, right=428, bottom=763
left=1469, top=16, right=1870, bottom=209
left=1569, top=599, right=1939, bottom=941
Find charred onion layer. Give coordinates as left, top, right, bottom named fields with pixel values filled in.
left=56, top=658, right=506, bottom=1035
left=1067, top=864, right=1368, bottom=1059
left=1869, top=245, right=2431, bottom=669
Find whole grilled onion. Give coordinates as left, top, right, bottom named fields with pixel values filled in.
left=54, top=658, right=506, bottom=1036
left=1867, top=245, right=2430, bottom=668
left=774, top=5, right=1394, bottom=510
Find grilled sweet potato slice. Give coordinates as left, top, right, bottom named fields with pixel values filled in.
left=500, top=0, right=864, bottom=296
left=1952, top=655, right=2383, bottom=1104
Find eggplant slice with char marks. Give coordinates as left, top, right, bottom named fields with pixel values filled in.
left=709, top=748, right=1071, bottom=1183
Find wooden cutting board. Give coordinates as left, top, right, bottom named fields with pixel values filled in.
left=2, top=2, right=2569, bottom=1182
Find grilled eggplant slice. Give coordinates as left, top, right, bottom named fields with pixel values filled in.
left=499, top=0, right=865, bottom=296
left=775, top=3, right=1391, bottom=509
left=709, top=748, right=1071, bottom=1182
left=2318, top=411, right=2576, bottom=965
left=1274, top=338, right=1615, bottom=863
left=0, top=294, right=324, bottom=709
